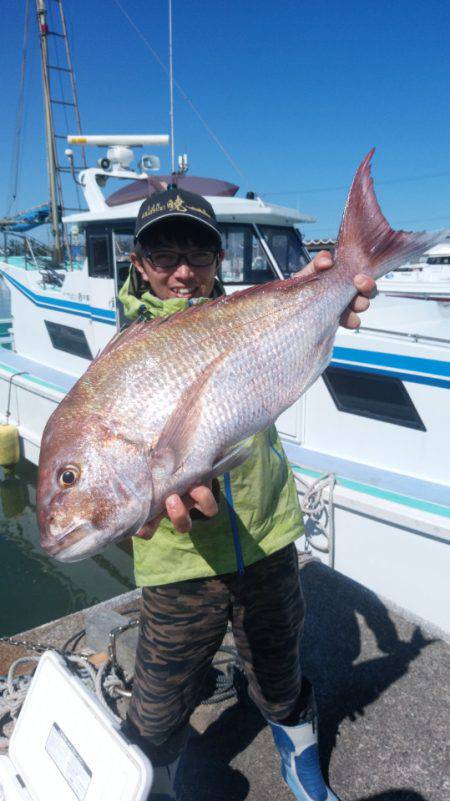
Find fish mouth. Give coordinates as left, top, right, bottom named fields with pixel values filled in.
left=45, top=515, right=146, bottom=563
left=44, top=522, right=105, bottom=562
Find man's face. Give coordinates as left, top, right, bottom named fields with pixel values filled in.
left=131, top=229, right=223, bottom=301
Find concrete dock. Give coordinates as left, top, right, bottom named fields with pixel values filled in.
left=1, top=557, right=448, bottom=801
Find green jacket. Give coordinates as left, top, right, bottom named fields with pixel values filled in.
left=118, top=273, right=304, bottom=586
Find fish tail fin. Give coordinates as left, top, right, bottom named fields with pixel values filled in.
left=335, top=149, right=447, bottom=281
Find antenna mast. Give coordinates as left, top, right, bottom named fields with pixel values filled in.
left=168, top=0, right=175, bottom=173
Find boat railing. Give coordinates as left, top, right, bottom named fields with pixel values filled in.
left=1, top=231, right=54, bottom=271
left=357, top=325, right=450, bottom=346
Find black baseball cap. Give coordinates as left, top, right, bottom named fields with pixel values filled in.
left=134, top=186, right=222, bottom=245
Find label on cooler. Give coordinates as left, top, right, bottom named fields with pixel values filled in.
left=45, top=722, right=92, bottom=800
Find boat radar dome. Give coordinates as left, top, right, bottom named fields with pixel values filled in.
left=68, top=134, right=169, bottom=174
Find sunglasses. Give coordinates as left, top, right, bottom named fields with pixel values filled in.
left=143, top=249, right=219, bottom=270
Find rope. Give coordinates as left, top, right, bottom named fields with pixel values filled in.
left=295, top=472, right=336, bottom=566
left=0, top=617, right=245, bottom=748
left=0, top=654, right=125, bottom=754
left=5, top=371, right=28, bottom=421
left=199, top=642, right=245, bottom=705
left=0, top=655, right=40, bottom=750
left=5, top=0, right=30, bottom=217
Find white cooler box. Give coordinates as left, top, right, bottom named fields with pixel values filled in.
left=0, top=650, right=152, bottom=801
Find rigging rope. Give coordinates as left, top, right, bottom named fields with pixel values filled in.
left=5, top=0, right=30, bottom=217
left=112, top=0, right=247, bottom=182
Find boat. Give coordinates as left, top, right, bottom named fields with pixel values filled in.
left=0, top=134, right=448, bottom=639
left=377, top=238, right=450, bottom=301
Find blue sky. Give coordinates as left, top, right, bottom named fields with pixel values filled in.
left=1, top=0, right=449, bottom=239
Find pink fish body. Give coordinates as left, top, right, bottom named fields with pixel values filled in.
left=37, top=151, right=444, bottom=561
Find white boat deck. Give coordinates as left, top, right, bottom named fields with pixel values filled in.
left=0, top=346, right=77, bottom=396
left=284, top=443, right=450, bottom=515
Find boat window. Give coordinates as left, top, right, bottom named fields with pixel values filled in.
left=44, top=321, right=93, bottom=360
left=323, top=366, right=426, bottom=430
left=87, top=227, right=113, bottom=279
left=427, top=256, right=450, bottom=265
left=259, top=225, right=310, bottom=276
left=113, top=229, right=134, bottom=291
left=218, top=224, right=278, bottom=284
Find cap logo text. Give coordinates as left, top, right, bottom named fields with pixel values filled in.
left=140, top=194, right=212, bottom=221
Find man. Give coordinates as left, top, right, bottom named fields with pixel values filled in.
left=119, top=187, right=375, bottom=801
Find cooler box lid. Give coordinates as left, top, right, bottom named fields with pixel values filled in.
left=7, top=650, right=152, bottom=801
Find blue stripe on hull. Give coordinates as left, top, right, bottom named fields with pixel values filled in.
left=0, top=269, right=116, bottom=325
left=333, top=346, right=450, bottom=379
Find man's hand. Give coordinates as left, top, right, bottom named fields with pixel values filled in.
left=299, top=250, right=376, bottom=329
left=136, top=484, right=219, bottom=539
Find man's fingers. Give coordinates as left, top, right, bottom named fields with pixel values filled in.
left=165, top=494, right=192, bottom=533
left=136, top=482, right=220, bottom=538
left=312, top=251, right=333, bottom=271
left=296, top=250, right=333, bottom=277
left=135, top=514, right=163, bottom=540
left=348, top=295, right=370, bottom=313
left=189, top=485, right=219, bottom=518
left=353, top=273, right=376, bottom=296
left=340, top=309, right=361, bottom=329
left=340, top=274, right=377, bottom=327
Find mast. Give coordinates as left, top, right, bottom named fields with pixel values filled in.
left=36, top=0, right=61, bottom=261
left=35, top=0, right=86, bottom=264
left=168, top=0, right=175, bottom=173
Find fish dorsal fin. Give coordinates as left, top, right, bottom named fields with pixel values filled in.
left=336, top=149, right=447, bottom=281
left=151, top=350, right=228, bottom=474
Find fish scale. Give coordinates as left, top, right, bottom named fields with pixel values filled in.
left=36, top=150, right=445, bottom=561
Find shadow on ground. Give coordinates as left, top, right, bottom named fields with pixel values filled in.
left=179, top=560, right=439, bottom=801
left=356, top=793, right=427, bottom=801
left=298, top=561, right=434, bottom=773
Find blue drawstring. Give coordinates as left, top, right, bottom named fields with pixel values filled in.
left=269, top=440, right=288, bottom=481
left=223, top=472, right=245, bottom=575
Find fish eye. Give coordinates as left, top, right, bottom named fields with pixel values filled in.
left=58, top=466, right=80, bottom=488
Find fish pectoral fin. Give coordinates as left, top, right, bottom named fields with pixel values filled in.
left=151, top=351, right=228, bottom=474
left=211, top=436, right=255, bottom=477
left=150, top=446, right=178, bottom=476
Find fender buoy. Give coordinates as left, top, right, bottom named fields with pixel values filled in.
left=0, top=423, right=20, bottom=472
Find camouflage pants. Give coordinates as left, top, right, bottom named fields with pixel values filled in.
left=125, top=543, right=305, bottom=765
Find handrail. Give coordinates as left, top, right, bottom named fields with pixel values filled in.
left=26, top=237, right=38, bottom=270
left=0, top=230, right=57, bottom=270
left=356, top=325, right=450, bottom=346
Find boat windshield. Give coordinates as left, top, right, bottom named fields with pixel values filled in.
left=219, top=223, right=277, bottom=284
left=218, top=223, right=310, bottom=285
left=259, top=225, right=310, bottom=277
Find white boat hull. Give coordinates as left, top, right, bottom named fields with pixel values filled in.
left=1, top=300, right=448, bottom=638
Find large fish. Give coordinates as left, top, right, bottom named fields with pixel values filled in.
left=37, top=150, right=444, bottom=561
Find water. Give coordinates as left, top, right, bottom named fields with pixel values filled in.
left=0, top=460, right=135, bottom=637
left=0, top=279, right=135, bottom=637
